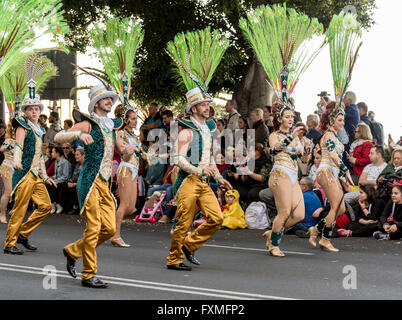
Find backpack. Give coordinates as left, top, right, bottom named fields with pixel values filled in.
left=245, top=201, right=270, bottom=229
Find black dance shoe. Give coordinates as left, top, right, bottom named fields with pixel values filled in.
left=81, top=277, right=108, bottom=288
left=4, top=246, right=24, bottom=255
left=17, top=235, right=37, bottom=251
left=166, top=263, right=192, bottom=271
left=63, top=248, right=77, bottom=279
left=182, top=246, right=201, bottom=265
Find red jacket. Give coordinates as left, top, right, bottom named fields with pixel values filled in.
left=352, top=141, right=374, bottom=176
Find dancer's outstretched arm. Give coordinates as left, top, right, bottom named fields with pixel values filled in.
left=54, top=121, right=92, bottom=145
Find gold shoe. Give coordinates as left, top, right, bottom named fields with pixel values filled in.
left=262, top=230, right=272, bottom=251
left=318, top=239, right=339, bottom=252
left=269, top=245, right=285, bottom=257
left=111, top=238, right=131, bottom=248
left=307, top=226, right=318, bottom=248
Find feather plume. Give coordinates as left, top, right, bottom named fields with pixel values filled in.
left=239, top=4, right=325, bottom=102
left=326, top=11, right=362, bottom=103
left=0, top=53, right=57, bottom=113
left=0, top=0, right=70, bottom=77
left=91, top=17, right=144, bottom=106
left=166, top=27, right=229, bottom=93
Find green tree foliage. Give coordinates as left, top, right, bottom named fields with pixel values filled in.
left=62, top=0, right=376, bottom=108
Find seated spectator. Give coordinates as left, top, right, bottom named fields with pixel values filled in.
left=308, top=150, right=322, bottom=186
left=338, top=184, right=385, bottom=237
left=45, top=145, right=55, bottom=177
left=65, top=148, right=85, bottom=215
left=287, top=177, right=323, bottom=238
left=347, top=122, right=374, bottom=181
left=47, top=146, right=72, bottom=214
left=221, top=189, right=247, bottom=229
left=215, top=153, right=231, bottom=179
left=153, top=165, right=179, bottom=223
left=377, top=149, right=402, bottom=201
left=373, top=183, right=402, bottom=240
left=228, top=144, right=271, bottom=205
left=306, top=114, right=322, bottom=147
left=62, top=143, right=76, bottom=173
left=344, top=145, right=387, bottom=207
left=145, top=149, right=166, bottom=197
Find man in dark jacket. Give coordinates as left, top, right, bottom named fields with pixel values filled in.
left=250, top=108, right=269, bottom=147
left=357, top=102, right=377, bottom=140
left=343, top=91, right=360, bottom=144
left=368, top=111, right=384, bottom=146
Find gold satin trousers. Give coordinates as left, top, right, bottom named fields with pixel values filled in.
left=64, top=176, right=116, bottom=280
left=5, top=172, right=52, bottom=248
left=167, top=175, right=223, bottom=266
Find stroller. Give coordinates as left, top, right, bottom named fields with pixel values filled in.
left=135, top=190, right=166, bottom=223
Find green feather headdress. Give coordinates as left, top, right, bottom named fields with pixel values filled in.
left=165, top=26, right=229, bottom=97
left=0, top=0, right=69, bottom=77
left=0, top=53, right=58, bottom=116
left=239, top=4, right=324, bottom=112
left=326, top=11, right=362, bottom=106
left=92, top=17, right=144, bottom=111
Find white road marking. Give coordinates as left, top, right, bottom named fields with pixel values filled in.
left=204, top=244, right=315, bottom=256
left=0, top=262, right=298, bottom=300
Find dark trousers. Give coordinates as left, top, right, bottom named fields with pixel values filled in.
left=47, top=182, right=68, bottom=205
left=349, top=221, right=379, bottom=237
left=379, top=223, right=402, bottom=240
left=236, top=184, right=266, bottom=205
left=64, top=186, right=79, bottom=212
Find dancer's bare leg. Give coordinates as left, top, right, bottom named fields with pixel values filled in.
left=0, top=173, right=12, bottom=224
left=316, top=172, right=344, bottom=250
left=267, top=172, right=294, bottom=256
left=284, top=182, right=305, bottom=229
left=113, top=174, right=137, bottom=246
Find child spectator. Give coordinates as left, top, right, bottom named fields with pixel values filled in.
left=373, top=183, right=402, bottom=240
left=338, top=184, right=385, bottom=237
left=221, top=189, right=247, bottom=229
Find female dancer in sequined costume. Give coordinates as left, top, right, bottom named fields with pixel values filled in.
left=308, top=101, right=354, bottom=252
left=111, top=108, right=141, bottom=247
left=263, top=103, right=305, bottom=257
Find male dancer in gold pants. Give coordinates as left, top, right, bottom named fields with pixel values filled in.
left=166, top=87, right=232, bottom=271
left=4, top=95, right=56, bottom=255
left=55, top=83, right=133, bottom=288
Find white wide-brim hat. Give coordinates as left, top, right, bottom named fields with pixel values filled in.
left=21, top=94, right=44, bottom=112
left=88, top=84, right=119, bottom=114
left=185, top=87, right=213, bottom=114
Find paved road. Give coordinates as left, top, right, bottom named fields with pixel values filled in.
left=0, top=214, right=401, bottom=300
